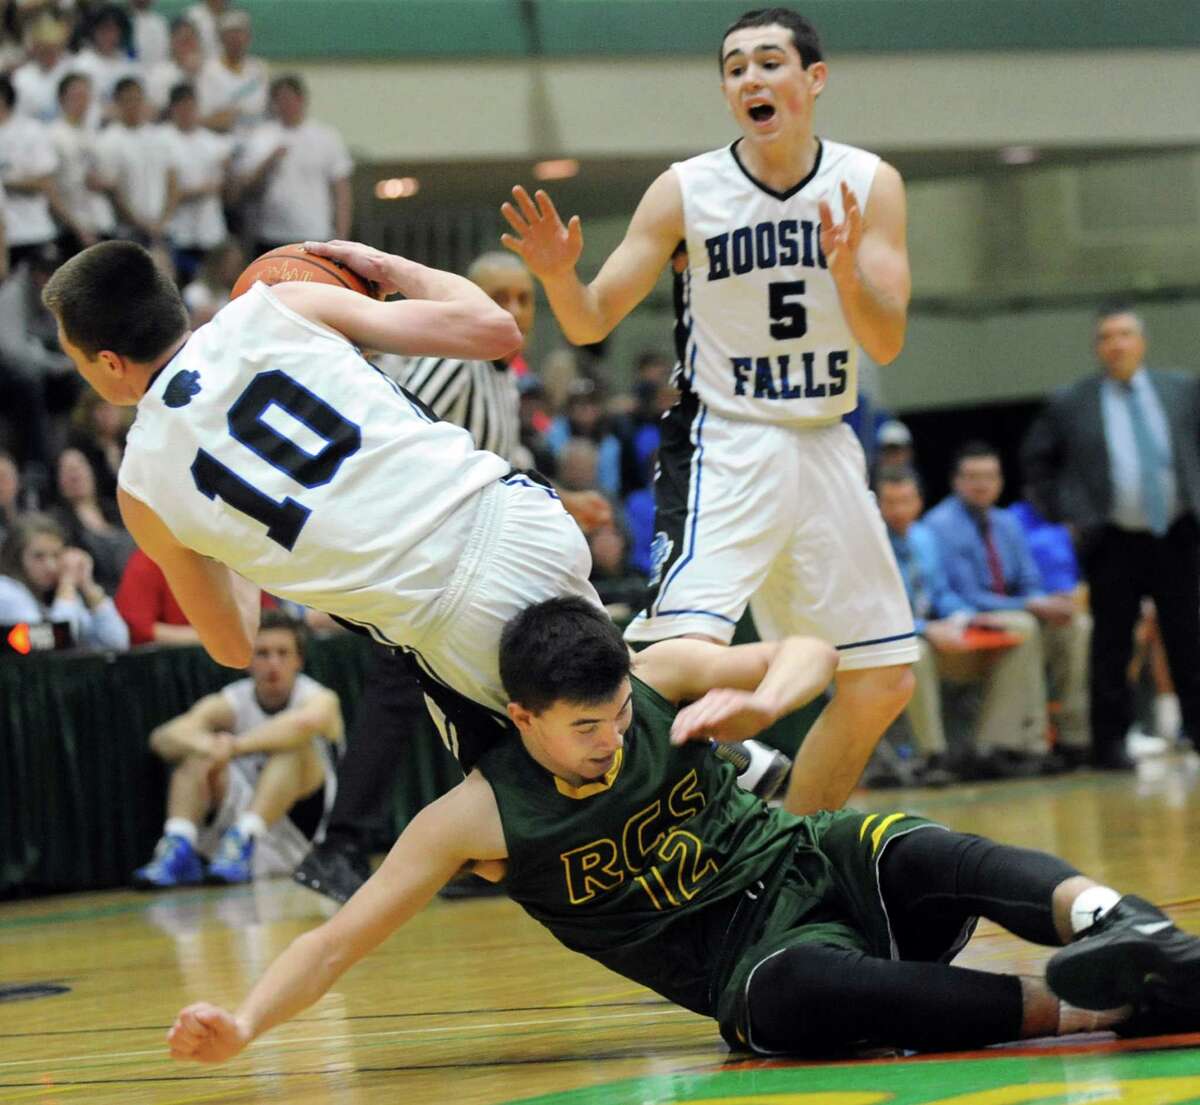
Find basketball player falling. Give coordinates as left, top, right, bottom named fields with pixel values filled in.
left=501, top=6, right=916, bottom=816
left=42, top=238, right=604, bottom=772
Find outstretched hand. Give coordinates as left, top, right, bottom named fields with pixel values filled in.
left=817, top=180, right=864, bottom=287
left=669, top=689, right=776, bottom=746
left=167, top=1002, right=251, bottom=1064
left=500, top=187, right=583, bottom=280
left=302, top=240, right=395, bottom=297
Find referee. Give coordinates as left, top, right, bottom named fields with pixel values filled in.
left=293, top=252, right=789, bottom=904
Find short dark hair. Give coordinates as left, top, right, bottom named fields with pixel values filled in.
left=257, top=608, right=306, bottom=658
left=269, top=73, right=306, bottom=100
left=500, top=596, right=630, bottom=714
left=42, top=241, right=188, bottom=361
left=168, top=82, right=196, bottom=108
left=0, top=75, right=14, bottom=111
left=1095, top=299, right=1144, bottom=329
left=875, top=465, right=922, bottom=495
left=57, top=72, right=89, bottom=101
left=953, top=440, right=1000, bottom=473
left=720, top=7, right=823, bottom=70
left=113, top=75, right=143, bottom=99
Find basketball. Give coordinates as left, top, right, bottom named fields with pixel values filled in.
left=230, top=244, right=378, bottom=300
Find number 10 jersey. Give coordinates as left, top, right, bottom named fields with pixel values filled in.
left=118, top=282, right=510, bottom=645
left=673, top=137, right=879, bottom=425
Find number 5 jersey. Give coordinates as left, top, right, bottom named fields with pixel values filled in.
left=673, top=137, right=879, bottom=424
left=118, top=281, right=511, bottom=645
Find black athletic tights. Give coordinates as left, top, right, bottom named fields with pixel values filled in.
left=746, top=829, right=1081, bottom=1054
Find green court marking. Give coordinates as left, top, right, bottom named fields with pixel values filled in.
left=508, top=1045, right=1200, bottom=1104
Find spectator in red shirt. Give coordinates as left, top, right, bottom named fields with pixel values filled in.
left=115, top=547, right=199, bottom=646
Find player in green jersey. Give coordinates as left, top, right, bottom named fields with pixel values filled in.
left=167, top=597, right=1200, bottom=1062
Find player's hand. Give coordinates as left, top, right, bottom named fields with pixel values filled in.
left=207, top=732, right=237, bottom=765
left=303, top=240, right=399, bottom=297
left=669, top=689, right=776, bottom=746
left=167, top=1002, right=252, bottom=1063
left=500, top=187, right=583, bottom=280
left=560, top=489, right=612, bottom=534
left=818, top=180, right=864, bottom=288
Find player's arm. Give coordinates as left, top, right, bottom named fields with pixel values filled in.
left=634, top=636, right=838, bottom=746
left=819, top=164, right=910, bottom=365
left=149, top=693, right=236, bottom=762
left=500, top=172, right=684, bottom=345
left=273, top=242, right=522, bottom=361
left=118, top=487, right=260, bottom=668
left=167, top=772, right=506, bottom=1064
left=233, top=689, right=344, bottom=756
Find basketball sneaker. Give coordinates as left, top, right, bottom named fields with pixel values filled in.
left=132, top=833, right=203, bottom=890
left=713, top=740, right=792, bottom=802
left=206, top=826, right=255, bottom=884
left=1046, top=895, right=1200, bottom=1020
left=293, top=842, right=370, bottom=904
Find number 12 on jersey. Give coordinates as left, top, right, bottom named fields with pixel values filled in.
left=190, top=370, right=361, bottom=551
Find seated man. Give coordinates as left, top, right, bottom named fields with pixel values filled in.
left=133, top=610, right=343, bottom=888
left=924, top=441, right=1091, bottom=766
left=877, top=466, right=1049, bottom=781
left=167, top=598, right=1199, bottom=1061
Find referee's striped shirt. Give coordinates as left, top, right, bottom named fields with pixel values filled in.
left=380, top=354, right=523, bottom=465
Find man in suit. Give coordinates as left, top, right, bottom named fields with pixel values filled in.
left=1023, top=303, right=1200, bottom=770
left=924, top=442, right=1091, bottom=770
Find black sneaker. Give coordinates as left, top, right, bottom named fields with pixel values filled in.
left=712, top=740, right=792, bottom=802
left=1046, top=895, right=1200, bottom=1012
left=292, top=843, right=370, bottom=904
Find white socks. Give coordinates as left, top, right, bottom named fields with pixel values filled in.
left=236, top=812, right=268, bottom=839
left=164, top=818, right=197, bottom=845
left=1068, top=885, right=1122, bottom=935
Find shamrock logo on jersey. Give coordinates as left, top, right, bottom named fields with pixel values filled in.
left=163, top=369, right=202, bottom=408
left=649, top=531, right=675, bottom=587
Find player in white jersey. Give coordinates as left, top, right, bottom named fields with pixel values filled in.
left=133, top=610, right=343, bottom=887
left=500, top=6, right=917, bottom=815
left=43, top=238, right=602, bottom=769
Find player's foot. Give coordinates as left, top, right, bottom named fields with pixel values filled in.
left=293, top=842, right=370, bottom=904
left=132, top=834, right=204, bottom=890
left=1046, top=895, right=1200, bottom=1013
left=206, top=827, right=255, bottom=884
left=714, top=740, right=792, bottom=802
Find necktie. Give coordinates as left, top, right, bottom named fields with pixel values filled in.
left=981, top=518, right=1006, bottom=595
left=1124, top=385, right=1169, bottom=537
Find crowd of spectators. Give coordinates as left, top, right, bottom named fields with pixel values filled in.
left=0, top=0, right=356, bottom=651
left=0, top=5, right=1192, bottom=798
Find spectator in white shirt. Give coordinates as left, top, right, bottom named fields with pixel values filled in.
left=197, top=8, right=267, bottom=134
left=49, top=73, right=115, bottom=251
left=93, top=76, right=175, bottom=245
left=162, top=82, right=231, bottom=281
left=12, top=13, right=75, bottom=125
left=0, top=74, right=59, bottom=268
left=234, top=74, right=353, bottom=253
left=145, top=16, right=204, bottom=114
left=130, top=0, right=169, bottom=67
left=184, top=0, right=228, bottom=59
left=72, top=5, right=139, bottom=121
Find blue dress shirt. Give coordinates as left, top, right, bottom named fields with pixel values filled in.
left=923, top=496, right=1045, bottom=612
left=1100, top=368, right=1178, bottom=532
left=888, top=520, right=973, bottom=634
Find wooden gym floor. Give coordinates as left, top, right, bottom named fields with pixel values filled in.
left=4, top=754, right=1200, bottom=1105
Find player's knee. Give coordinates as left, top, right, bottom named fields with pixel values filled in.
left=746, top=945, right=868, bottom=1055
left=861, top=664, right=915, bottom=711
